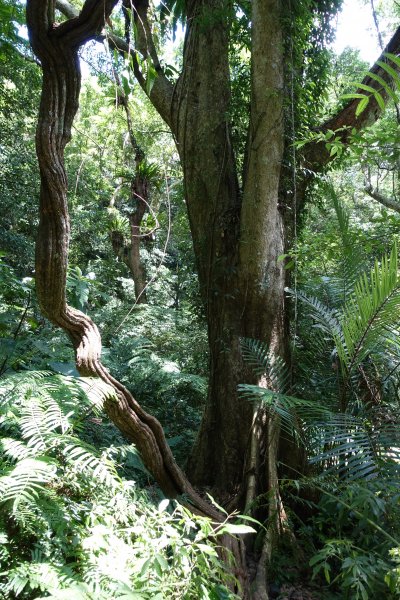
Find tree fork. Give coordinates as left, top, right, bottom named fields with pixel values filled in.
left=26, top=0, right=219, bottom=521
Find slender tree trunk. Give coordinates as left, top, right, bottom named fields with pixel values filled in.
left=128, top=198, right=147, bottom=304
left=127, top=176, right=148, bottom=304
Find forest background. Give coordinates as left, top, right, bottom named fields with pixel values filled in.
left=1, top=0, right=400, bottom=599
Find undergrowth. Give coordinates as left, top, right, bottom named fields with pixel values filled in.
left=0, top=371, right=238, bottom=600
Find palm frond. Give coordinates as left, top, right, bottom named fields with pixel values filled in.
left=290, top=289, right=341, bottom=338
left=238, top=384, right=332, bottom=445
left=334, top=243, right=400, bottom=375
left=240, top=337, right=291, bottom=391
left=239, top=337, right=272, bottom=378
left=308, top=411, right=400, bottom=481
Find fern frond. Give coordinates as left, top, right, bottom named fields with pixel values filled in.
left=0, top=457, right=57, bottom=511
left=240, top=338, right=272, bottom=377
left=62, top=439, right=120, bottom=487
left=334, top=243, right=400, bottom=375
left=0, top=438, right=33, bottom=461
left=78, top=377, right=118, bottom=412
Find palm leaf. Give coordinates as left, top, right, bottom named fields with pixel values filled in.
left=334, top=243, right=400, bottom=375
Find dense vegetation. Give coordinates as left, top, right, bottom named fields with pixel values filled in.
left=1, top=0, right=400, bottom=598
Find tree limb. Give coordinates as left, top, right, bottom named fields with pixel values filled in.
left=304, top=26, right=400, bottom=169
left=364, top=184, right=400, bottom=212
left=55, top=0, right=117, bottom=45
left=55, top=0, right=176, bottom=128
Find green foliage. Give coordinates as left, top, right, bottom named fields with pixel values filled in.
left=0, top=36, right=40, bottom=272
left=241, top=238, right=400, bottom=597
left=0, top=0, right=26, bottom=61
left=67, top=266, right=97, bottom=313
left=0, top=256, right=38, bottom=375
left=96, top=304, right=207, bottom=464
left=0, top=371, right=237, bottom=599
left=342, top=53, right=400, bottom=117
left=334, top=243, right=400, bottom=376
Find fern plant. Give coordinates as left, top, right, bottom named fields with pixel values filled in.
left=239, top=242, right=400, bottom=598
left=0, top=370, right=241, bottom=599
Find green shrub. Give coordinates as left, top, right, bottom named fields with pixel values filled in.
left=0, top=371, right=237, bottom=599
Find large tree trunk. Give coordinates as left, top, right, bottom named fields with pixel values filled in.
left=177, top=0, right=285, bottom=501
left=171, top=0, right=250, bottom=494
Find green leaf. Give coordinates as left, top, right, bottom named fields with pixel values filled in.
left=341, top=93, right=368, bottom=100
left=158, top=498, right=170, bottom=512
left=355, top=82, right=376, bottom=94
left=333, top=242, right=400, bottom=375
left=355, top=95, right=369, bottom=117
left=376, top=60, right=400, bottom=91
left=48, top=362, right=79, bottom=377
left=373, top=90, right=385, bottom=110
left=385, top=52, right=400, bottom=69
left=368, top=71, right=398, bottom=103
left=155, top=554, right=169, bottom=572
left=196, top=543, right=218, bottom=556
left=145, top=60, right=158, bottom=95
left=221, top=523, right=256, bottom=535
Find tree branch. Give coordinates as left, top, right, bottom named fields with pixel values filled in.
left=55, top=0, right=118, bottom=46
left=55, top=0, right=78, bottom=19
left=364, top=184, right=400, bottom=212
left=304, top=26, right=400, bottom=169
left=55, top=0, right=176, bottom=129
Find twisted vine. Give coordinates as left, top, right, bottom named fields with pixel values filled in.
left=26, top=0, right=219, bottom=519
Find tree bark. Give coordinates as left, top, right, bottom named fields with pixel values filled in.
left=128, top=195, right=148, bottom=304
left=169, top=0, right=251, bottom=494
left=180, top=0, right=286, bottom=503
left=26, top=0, right=219, bottom=520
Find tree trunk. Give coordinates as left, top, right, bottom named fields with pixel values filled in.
left=170, top=0, right=249, bottom=494
left=127, top=176, right=148, bottom=304
left=178, top=0, right=286, bottom=502
left=128, top=213, right=147, bottom=302
left=26, top=0, right=219, bottom=520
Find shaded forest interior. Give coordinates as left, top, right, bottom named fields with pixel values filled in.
left=1, top=0, right=400, bottom=598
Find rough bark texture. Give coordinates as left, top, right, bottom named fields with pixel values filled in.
left=26, top=0, right=219, bottom=520
left=178, top=0, right=285, bottom=502
left=171, top=0, right=251, bottom=495
left=128, top=192, right=148, bottom=304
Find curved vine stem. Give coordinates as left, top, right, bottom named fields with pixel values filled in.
left=26, top=0, right=220, bottom=521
